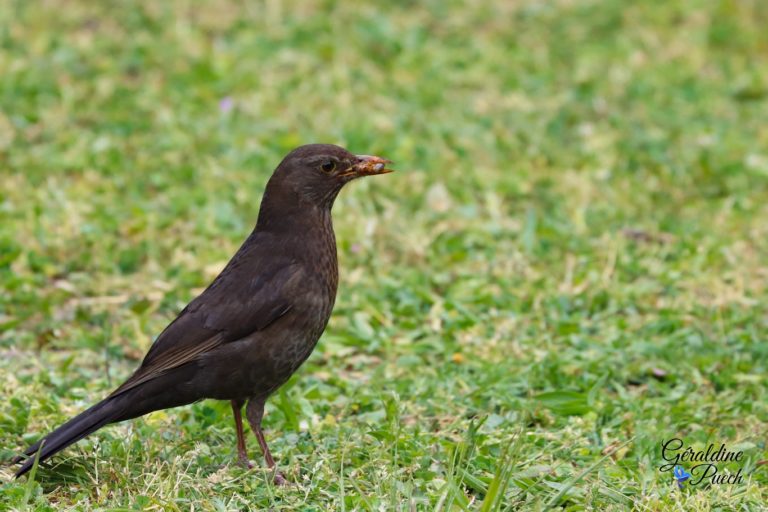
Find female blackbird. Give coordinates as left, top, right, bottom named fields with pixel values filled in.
left=14, top=144, right=393, bottom=483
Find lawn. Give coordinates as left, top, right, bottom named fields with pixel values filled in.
left=1, top=0, right=767, bottom=510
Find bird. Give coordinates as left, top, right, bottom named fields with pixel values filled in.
left=13, top=144, right=393, bottom=483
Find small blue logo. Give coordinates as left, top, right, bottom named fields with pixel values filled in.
left=673, top=465, right=691, bottom=488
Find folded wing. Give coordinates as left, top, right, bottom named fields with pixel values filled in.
left=111, top=232, right=303, bottom=397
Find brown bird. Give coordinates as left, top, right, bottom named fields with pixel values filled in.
left=14, top=144, right=393, bottom=483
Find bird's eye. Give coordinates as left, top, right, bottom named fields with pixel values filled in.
left=320, top=160, right=336, bottom=173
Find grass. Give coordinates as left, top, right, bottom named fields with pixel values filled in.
left=1, top=0, right=767, bottom=509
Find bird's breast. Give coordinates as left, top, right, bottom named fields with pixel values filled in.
left=264, top=217, right=339, bottom=377
left=219, top=212, right=340, bottom=399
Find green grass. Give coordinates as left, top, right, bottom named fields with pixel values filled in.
left=1, top=0, right=767, bottom=509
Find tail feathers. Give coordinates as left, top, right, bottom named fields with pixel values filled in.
left=14, top=397, right=123, bottom=478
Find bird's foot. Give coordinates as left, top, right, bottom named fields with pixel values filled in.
left=273, top=470, right=289, bottom=486
left=236, top=455, right=253, bottom=469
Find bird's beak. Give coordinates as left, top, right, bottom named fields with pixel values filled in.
left=347, top=154, right=394, bottom=177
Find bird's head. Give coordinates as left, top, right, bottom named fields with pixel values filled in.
left=266, top=144, right=393, bottom=211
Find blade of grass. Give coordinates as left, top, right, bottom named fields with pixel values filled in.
left=543, top=437, right=635, bottom=510
left=22, top=440, right=44, bottom=507
left=480, top=434, right=519, bottom=512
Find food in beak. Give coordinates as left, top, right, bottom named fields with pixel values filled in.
left=351, top=155, right=394, bottom=176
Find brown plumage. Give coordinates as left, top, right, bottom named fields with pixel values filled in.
left=14, top=144, right=393, bottom=482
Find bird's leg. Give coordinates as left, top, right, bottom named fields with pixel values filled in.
left=231, top=399, right=251, bottom=468
left=246, top=399, right=287, bottom=485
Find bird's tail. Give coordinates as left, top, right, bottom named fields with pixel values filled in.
left=13, top=395, right=125, bottom=478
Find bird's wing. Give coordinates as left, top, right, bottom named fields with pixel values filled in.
left=110, top=234, right=304, bottom=397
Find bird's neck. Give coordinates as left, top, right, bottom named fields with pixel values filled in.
left=254, top=184, right=340, bottom=299
left=255, top=188, right=332, bottom=234
left=255, top=190, right=337, bottom=262
left=259, top=200, right=339, bottom=304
